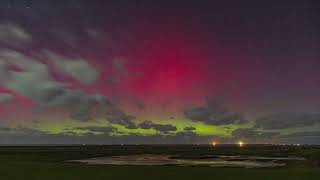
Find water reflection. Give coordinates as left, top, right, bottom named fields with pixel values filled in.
left=70, top=154, right=306, bottom=168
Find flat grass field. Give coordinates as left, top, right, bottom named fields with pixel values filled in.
left=0, top=145, right=319, bottom=180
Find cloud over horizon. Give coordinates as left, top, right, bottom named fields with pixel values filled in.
left=184, top=97, right=246, bottom=126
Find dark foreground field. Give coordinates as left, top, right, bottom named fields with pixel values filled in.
left=0, top=145, right=319, bottom=180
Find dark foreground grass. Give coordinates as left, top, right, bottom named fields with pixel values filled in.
left=0, top=145, right=319, bottom=180
left=1, top=160, right=319, bottom=180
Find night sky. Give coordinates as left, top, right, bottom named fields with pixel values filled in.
left=1, top=0, right=320, bottom=144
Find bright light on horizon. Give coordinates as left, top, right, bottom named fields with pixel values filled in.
left=238, top=141, right=244, bottom=147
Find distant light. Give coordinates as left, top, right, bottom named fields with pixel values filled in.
left=238, top=141, right=244, bottom=147
left=211, top=141, right=217, bottom=146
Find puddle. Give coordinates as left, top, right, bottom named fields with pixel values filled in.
left=69, top=154, right=306, bottom=168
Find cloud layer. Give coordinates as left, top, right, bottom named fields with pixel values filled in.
left=184, top=97, right=245, bottom=125
left=138, top=121, right=177, bottom=134
left=255, top=112, right=320, bottom=130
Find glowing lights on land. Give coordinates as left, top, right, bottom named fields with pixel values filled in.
left=238, top=141, right=244, bottom=147
left=211, top=141, right=217, bottom=146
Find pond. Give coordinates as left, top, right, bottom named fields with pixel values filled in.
left=69, top=154, right=306, bottom=168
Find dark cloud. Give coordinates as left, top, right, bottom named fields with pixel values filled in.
left=2, top=124, right=318, bottom=145
left=231, top=128, right=258, bottom=138
left=36, top=89, right=113, bottom=122
left=0, top=125, right=48, bottom=136
left=73, top=126, right=116, bottom=134
left=138, top=121, right=177, bottom=134
left=68, top=94, right=139, bottom=127
left=277, top=131, right=320, bottom=145
left=68, top=94, right=112, bottom=121
left=184, top=126, right=196, bottom=132
left=105, top=108, right=137, bottom=129
left=231, top=128, right=279, bottom=139
left=184, top=96, right=245, bottom=125
left=0, top=124, right=213, bottom=145
left=0, top=126, right=11, bottom=132
left=255, top=112, right=320, bottom=130
left=280, top=131, right=320, bottom=138
left=70, top=111, right=93, bottom=121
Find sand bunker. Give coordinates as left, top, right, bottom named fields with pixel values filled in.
left=69, top=154, right=306, bottom=168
